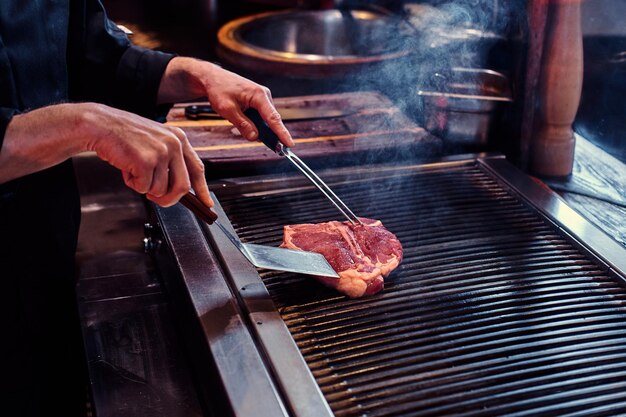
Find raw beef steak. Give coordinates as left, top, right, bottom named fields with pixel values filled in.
left=281, top=218, right=403, bottom=298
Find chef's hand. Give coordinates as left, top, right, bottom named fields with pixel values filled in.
left=84, top=104, right=213, bottom=207
left=157, top=57, right=295, bottom=147
left=0, top=103, right=212, bottom=208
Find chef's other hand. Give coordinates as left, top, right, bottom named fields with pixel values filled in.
left=0, top=103, right=213, bottom=208
left=85, top=104, right=213, bottom=207
left=157, top=57, right=295, bottom=148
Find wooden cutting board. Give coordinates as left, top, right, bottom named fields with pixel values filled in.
left=166, top=91, right=441, bottom=178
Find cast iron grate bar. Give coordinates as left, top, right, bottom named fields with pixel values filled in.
left=217, top=164, right=626, bottom=416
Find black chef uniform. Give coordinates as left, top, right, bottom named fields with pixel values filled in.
left=0, top=1, right=174, bottom=415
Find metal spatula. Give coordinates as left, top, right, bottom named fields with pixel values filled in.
left=180, top=193, right=339, bottom=279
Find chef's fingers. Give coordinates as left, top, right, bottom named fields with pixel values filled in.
left=121, top=170, right=134, bottom=191
left=146, top=160, right=169, bottom=198
left=211, top=100, right=259, bottom=142
left=250, top=92, right=294, bottom=147
left=180, top=133, right=213, bottom=208
left=187, top=154, right=215, bottom=207
left=147, top=129, right=191, bottom=207
left=122, top=164, right=153, bottom=195
left=147, top=152, right=190, bottom=207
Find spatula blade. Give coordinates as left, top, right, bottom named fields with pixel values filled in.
left=243, top=243, right=339, bottom=279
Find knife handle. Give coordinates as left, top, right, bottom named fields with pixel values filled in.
left=244, top=107, right=281, bottom=153
left=180, top=192, right=218, bottom=224
left=184, top=104, right=221, bottom=120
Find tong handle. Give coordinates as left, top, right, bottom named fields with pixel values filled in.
left=180, top=192, right=218, bottom=224
left=244, top=108, right=281, bottom=153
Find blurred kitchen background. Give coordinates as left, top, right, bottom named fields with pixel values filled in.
left=102, top=0, right=626, bottom=163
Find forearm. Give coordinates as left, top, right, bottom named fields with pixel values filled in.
left=0, top=100, right=211, bottom=207
left=0, top=103, right=93, bottom=184
left=156, top=57, right=215, bottom=104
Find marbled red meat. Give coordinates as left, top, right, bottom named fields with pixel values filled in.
left=281, top=218, right=403, bottom=298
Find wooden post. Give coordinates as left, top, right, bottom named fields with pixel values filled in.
left=530, top=0, right=583, bottom=177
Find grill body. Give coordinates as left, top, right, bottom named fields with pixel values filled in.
left=154, top=156, right=626, bottom=417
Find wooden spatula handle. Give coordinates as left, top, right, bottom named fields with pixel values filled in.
left=180, top=192, right=219, bottom=224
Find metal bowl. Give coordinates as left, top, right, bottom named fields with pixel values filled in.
left=217, top=9, right=412, bottom=79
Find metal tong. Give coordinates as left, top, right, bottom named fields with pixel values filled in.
left=244, top=108, right=364, bottom=226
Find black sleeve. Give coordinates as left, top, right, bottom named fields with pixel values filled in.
left=67, top=0, right=175, bottom=118
left=114, top=46, right=175, bottom=118
left=0, top=107, right=18, bottom=151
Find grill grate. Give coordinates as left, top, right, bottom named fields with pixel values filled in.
left=217, top=163, right=626, bottom=416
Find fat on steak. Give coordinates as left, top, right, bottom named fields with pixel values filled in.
left=281, top=218, right=403, bottom=298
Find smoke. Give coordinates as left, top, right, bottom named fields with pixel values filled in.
left=328, top=1, right=516, bottom=159
left=217, top=2, right=522, bottom=198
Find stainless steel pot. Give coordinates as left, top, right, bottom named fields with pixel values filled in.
left=417, top=68, right=512, bottom=146
left=216, top=9, right=414, bottom=96
left=217, top=9, right=411, bottom=78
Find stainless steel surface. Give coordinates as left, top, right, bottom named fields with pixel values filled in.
left=231, top=9, right=408, bottom=60
left=216, top=8, right=413, bottom=94
left=155, top=199, right=332, bottom=417
left=417, top=68, right=512, bottom=145
left=155, top=204, right=290, bottom=417
left=155, top=154, right=626, bottom=417
left=73, top=156, right=203, bottom=417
